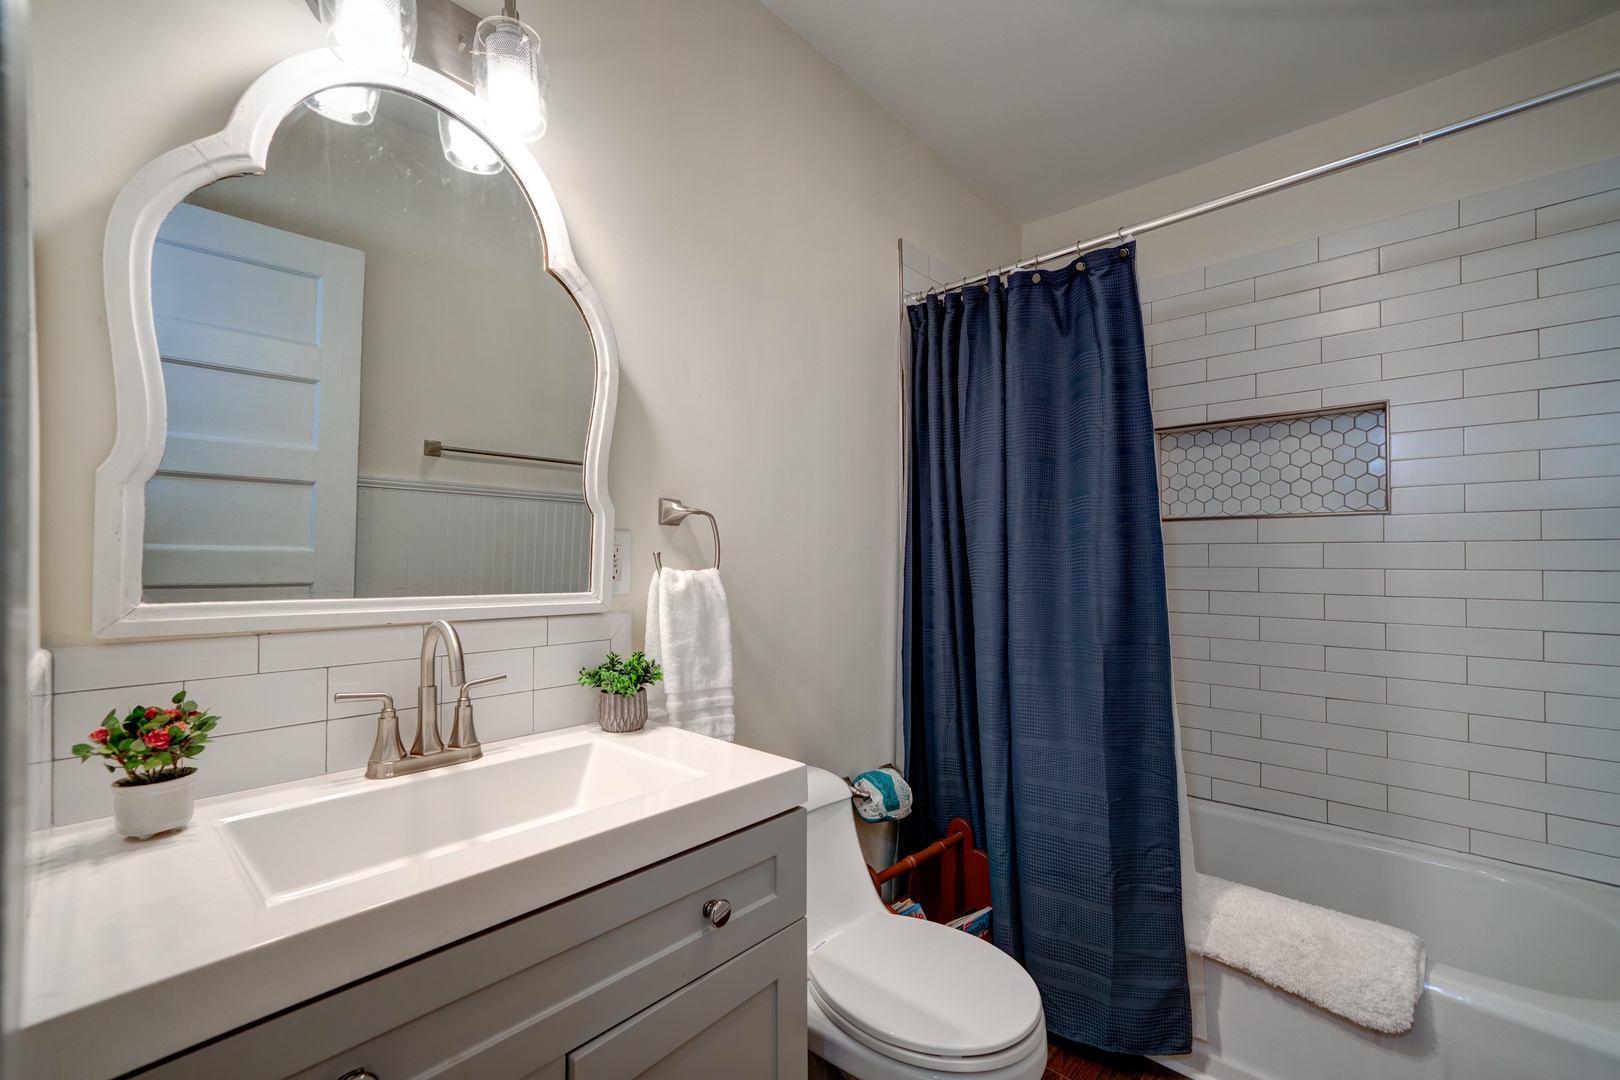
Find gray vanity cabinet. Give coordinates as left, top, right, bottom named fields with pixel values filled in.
left=130, top=812, right=806, bottom=1080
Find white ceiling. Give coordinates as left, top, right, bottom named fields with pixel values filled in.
left=759, top=0, right=1620, bottom=223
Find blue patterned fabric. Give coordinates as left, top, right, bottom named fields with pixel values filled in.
left=902, top=245, right=1190, bottom=1055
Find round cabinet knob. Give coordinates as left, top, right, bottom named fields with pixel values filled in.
left=703, top=898, right=732, bottom=928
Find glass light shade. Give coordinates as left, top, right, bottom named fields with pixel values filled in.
left=438, top=113, right=505, bottom=176
left=303, top=86, right=380, bottom=127
left=474, top=15, right=549, bottom=142
left=319, top=0, right=417, bottom=75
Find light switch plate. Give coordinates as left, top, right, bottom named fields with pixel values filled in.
left=612, top=530, right=631, bottom=594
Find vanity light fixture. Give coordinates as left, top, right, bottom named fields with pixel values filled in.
left=303, top=85, right=380, bottom=126
left=474, top=1, right=549, bottom=142
left=438, top=113, right=505, bottom=175
left=319, top=0, right=418, bottom=75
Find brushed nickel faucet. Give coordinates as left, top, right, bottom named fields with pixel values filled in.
left=334, top=620, right=506, bottom=779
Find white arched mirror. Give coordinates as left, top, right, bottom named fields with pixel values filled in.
left=95, top=51, right=617, bottom=637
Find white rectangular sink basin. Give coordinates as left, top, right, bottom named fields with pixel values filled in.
left=220, top=739, right=703, bottom=904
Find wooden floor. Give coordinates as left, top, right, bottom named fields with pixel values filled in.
left=1043, top=1035, right=1180, bottom=1080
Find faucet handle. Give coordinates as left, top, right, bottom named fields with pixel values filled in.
left=448, top=674, right=505, bottom=751
left=335, top=693, right=407, bottom=776
left=457, top=673, right=507, bottom=701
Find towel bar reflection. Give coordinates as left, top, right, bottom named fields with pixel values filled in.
left=423, top=439, right=583, bottom=468
left=653, top=497, right=721, bottom=573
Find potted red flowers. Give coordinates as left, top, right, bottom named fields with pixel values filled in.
left=72, top=689, right=220, bottom=839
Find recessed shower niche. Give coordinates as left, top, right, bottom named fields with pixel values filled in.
left=1156, top=404, right=1388, bottom=520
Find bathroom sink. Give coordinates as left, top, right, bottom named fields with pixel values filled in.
left=220, top=738, right=703, bottom=904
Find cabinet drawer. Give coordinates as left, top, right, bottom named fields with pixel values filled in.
left=132, top=810, right=805, bottom=1080
left=566, top=921, right=806, bottom=1080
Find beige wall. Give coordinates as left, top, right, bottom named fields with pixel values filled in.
left=31, top=0, right=1019, bottom=776
left=1022, top=11, right=1620, bottom=279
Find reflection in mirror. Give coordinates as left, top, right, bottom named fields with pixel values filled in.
left=143, top=88, right=596, bottom=603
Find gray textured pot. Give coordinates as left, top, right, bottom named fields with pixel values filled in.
left=597, top=689, right=648, bottom=733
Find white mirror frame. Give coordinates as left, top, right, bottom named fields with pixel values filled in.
left=94, top=51, right=617, bottom=638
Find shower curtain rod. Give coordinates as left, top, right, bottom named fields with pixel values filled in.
left=908, top=68, right=1620, bottom=304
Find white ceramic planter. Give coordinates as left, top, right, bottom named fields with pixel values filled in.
left=597, top=689, right=648, bottom=733
left=112, top=772, right=197, bottom=839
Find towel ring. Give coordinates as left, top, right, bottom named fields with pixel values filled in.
left=652, top=497, right=721, bottom=574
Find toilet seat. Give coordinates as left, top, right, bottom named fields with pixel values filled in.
left=808, top=912, right=1044, bottom=1071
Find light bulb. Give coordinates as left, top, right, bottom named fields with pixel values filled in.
left=304, top=86, right=380, bottom=127
left=438, top=113, right=504, bottom=176
left=475, top=15, right=548, bottom=143
left=319, top=0, right=417, bottom=75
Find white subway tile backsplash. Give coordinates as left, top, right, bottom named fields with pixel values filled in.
left=1388, top=677, right=1543, bottom=721
left=1258, top=515, right=1384, bottom=543
left=1465, top=413, right=1620, bottom=455
left=1390, top=484, right=1465, bottom=514
left=327, top=658, right=419, bottom=720
left=1144, top=311, right=1207, bottom=346
left=1185, top=751, right=1261, bottom=785
left=1328, top=749, right=1468, bottom=798
left=1153, top=373, right=1257, bottom=410
left=1256, top=303, right=1379, bottom=349
left=1387, top=732, right=1544, bottom=780
left=1254, top=249, right=1379, bottom=301
left=1321, top=202, right=1457, bottom=260
left=1391, top=390, right=1539, bottom=432
left=1205, top=339, right=1321, bottom=381
left=1206, top=391, right=1322, bottom=422
left=53, top=638, right=258, bottom=693
left=1208, top=290, right=1319, bottom=334
left=548, top=612, right=632, bottom=647
left=1323, top=314, right=1460, bottom=363
left=1261, top=665, right=1385, bottom=704
left=1211, top=778, right=1327, bottom=822
left=1541, top=315, right=1620, bottom=358
left=1465, top=283, right=1620, bottom=340
left=1548, top=755, right=1620, bottom=794
left=259, top=625, right=421, bottom=672
left=1380, top=272, right=1535, bottom=326
left=1547, top=693, right=1620, bottom=730
left=1467, top=539, right=1620, bottom=571
left=1472, top=716, right=1620, bottom=761
left=1465, top=348, right=1619, bottom=398
left=1323, top=370, right=1462, bottom=408
left=1152, top=279, right=1254, bottom=323
left=1323, top=542, right=1463, bottom=569
left=535, top=639, right=615, bottom=690
left=184, top=668, right=327, bottom=737
left=1328, top=699, right=1466, bottom=740
left=1213, top=732, right=1326, bottom=771
left=1326, top=594, right=1466, bottom=626
left=1542, top=445, right=1620, bottom=481
left=1213, top=685, right=1326, bottom=722
left=1394, top=452, right=1538, bottom=487
left=1327, top=646, right=1465, bottom=683
left=1537, top=187, right=1620, bottom=237
left=1260, top=567, right=1383, bottom=594
left=1547, top=816, right=1620, bottom=860
left=1541, top=380, right=1620, bottom=419
left=1255, top=355, right=1379, bottom=397
left=1263, top=763, right=1385, bottom=809
left=1466, top=477, right=1620, bottom=512
left=454, top=617, right=549, bottom=653
left=1379, top=212, right=1535, bottom=273
left=1262, top=714, right=1386, bottom=754
left=1540, top=251, right=1620, bottom=295
left=1152, top=326, right=1259, bottom=366
left=1382, top=332, right=1538, bottom=382
left=1211, top=592, right=1324, bottom=619
left=1210, top=639, right=1325, bottom=671
left=1468, top=599, right=1620, bottom=634
left=1547, top=633, right=1620, bottom=667
left=1543, top=508, right=1620, bottom=541
left=1463, top=220, right=1620, bottom=282
left=1139, top=266, right=1206, bottom=305
left=1185, top=773, right=1213, bottom=799
left=1385, top=622, right=1542, bottom=660
left=1180, top=704, right=1263, bottom=737
left=1260, top=616, right=1384, bottom=649
left=1468, top=657, right=1620, bottom=699
left=534, top=683, right=601, bottom=732
left=1388, top=787, right=1544, bottom=840
left=1471, top=775, right=1620, bottom=826
left=1208, top=543, right=1323, bottom=568
left=1322, top=258, right=1459, bottom=310
left=1383, top=511, right=1538, bottom=542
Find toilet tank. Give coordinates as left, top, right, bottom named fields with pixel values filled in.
left=803, top=766, right=886, bottom=952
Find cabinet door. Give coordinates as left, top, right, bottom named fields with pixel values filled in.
left=568, top=922, right=806, bottom=1080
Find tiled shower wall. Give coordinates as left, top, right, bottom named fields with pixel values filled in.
left=44, top=612, right=629, bottom=826
left=1144, top=156, right=1620, bottom=887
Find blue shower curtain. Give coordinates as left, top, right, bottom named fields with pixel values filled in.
left=902, top=244, right=1190, bottom=1055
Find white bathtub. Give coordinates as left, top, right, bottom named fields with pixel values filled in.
left=1155, top=800, right=1620, bottom=1080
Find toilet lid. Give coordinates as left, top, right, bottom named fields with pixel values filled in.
left=808, top=912, right=1043, bottom=1058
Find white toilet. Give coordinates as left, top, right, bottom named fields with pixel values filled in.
left=803, top=766, right=1048, bottom=1080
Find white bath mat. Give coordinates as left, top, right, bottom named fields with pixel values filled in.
left=1197, top=873, right=1426, bottom=1035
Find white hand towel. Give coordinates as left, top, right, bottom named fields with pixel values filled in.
left=1196, top=872, right=1426, bottom=1035
left=645, top=567, right=735, bottom=742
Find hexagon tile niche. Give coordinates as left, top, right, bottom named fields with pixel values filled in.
left=1157, top=405, right=1387, bottom=520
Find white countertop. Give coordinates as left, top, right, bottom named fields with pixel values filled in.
left=21, top=723, right=807, bottom=1080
